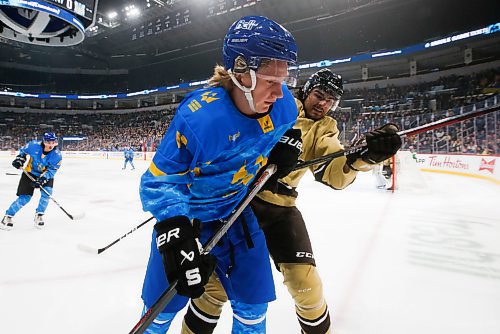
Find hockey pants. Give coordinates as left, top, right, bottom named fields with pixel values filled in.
left=183, top=263, right=331, bottom=334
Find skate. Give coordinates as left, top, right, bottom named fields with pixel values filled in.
left=34, top=213, right=45, bottom=229
left=0, top=215, right=14, bottom=231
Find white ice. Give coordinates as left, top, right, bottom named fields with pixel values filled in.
left=1, top=156, right=499, bottom=334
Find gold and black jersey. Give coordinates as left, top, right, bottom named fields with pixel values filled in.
left=257, top=98, right=358, bottom=207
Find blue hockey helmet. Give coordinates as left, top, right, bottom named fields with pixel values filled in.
left=43, top=132, right=57, bottom=142
left=223, top=16, right=297, bottom=72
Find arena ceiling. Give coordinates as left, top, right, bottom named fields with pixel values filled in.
left=0, top=0, right=499, bottom=91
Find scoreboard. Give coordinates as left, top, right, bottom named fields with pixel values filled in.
left=0, top=0, right=99, bottom=44
left=207, top=0, right=262, bottom=17
left=44, top=0, right=97, bottom=22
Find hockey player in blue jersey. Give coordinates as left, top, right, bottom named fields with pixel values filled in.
left=183, top=69, right=402, bottom=334
left=138, top=15, right=302, bottom=333
left=123, top=146, right=135, bottom=170
left=1, top=132, right=62, bottom=230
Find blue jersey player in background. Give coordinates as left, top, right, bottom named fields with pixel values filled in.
left=138, top=16, right=302, bottom=333
left=123, top=146, right=136, bottom=170
left=1, top=132, right=62, bottom=230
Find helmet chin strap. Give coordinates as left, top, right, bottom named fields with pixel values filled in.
left=228, top=69, right=257, bottom=113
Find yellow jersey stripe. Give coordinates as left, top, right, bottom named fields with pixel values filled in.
left=149, top=162, right=166, bottom=176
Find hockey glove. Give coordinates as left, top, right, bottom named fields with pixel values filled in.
left=12, top=155, right=26, bottom=169
left=32, top=176, right=49, bottom=188
left=154, top=216, right=216, bottom=299
left=263, top=128, right=303, bottom=192
left=347, top=123, right=402, bottom=171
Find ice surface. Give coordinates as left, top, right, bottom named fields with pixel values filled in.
left=1, top=156, right=499, bottom=334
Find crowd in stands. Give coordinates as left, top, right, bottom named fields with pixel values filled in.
left=341, top=68, right=500, bottom=113
left=0, top=107, right=175, bottom=152
left=1, top=69, right=499, bottom=155
left=330, top=68, right=500, bottom=154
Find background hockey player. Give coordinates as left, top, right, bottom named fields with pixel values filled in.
left=1, top=132, right=62, bottom=230
left=138, top=15, right=302, bottom=333
left=182, top=69, right=402, bottom=333
left=373, top=158, right=393, bottom=189
left=123, top=146, right=135, bottom=170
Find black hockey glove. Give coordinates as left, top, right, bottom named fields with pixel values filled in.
left=263, top=128, right=302, bottom=191
left=154, top=216, right=216, bottom=299
left=32, top=176, right=49, bottom=188
left=347, top=123, right=402, bottom=171
left=12, top=155, right=26, bottom=169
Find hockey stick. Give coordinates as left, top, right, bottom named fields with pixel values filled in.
left=294, top=104, right=500, bottom=171
left=128, top=164, right=277, bottom=334
left=21, top=169, right=85, bottom=221
left=78, top=216, right=154, bottom=254
left=5, top=172, right=19, bottom=176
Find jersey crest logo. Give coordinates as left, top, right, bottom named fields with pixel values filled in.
left=228, top=131, right=240, bottom=142
left=257, top=115, right=274, bottom=133
left=200, top=91, right=220, bottom=104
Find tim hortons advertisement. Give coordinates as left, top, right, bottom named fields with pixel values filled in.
left=417, top=154, right=499, bottom=183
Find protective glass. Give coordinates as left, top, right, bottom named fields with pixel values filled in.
left=255, top=71, right=297, bottom=88
left=255, top=58, right=298, bottom=87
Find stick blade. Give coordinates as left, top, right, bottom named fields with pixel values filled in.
left=77, top=243, right=99, bottom=254
left=70, top=212, right=86, bottom=220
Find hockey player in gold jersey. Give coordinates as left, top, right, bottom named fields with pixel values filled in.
left=181, top=69, right=401, bottom=333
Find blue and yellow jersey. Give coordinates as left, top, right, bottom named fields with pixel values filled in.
left=140, top=85, right=297, bottom=222
left=19, top=140, right=62, bottom=179
left=124, top=149, right=134, bottom=159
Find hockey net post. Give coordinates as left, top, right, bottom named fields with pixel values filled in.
left=386, top=150, right=428, bottom=194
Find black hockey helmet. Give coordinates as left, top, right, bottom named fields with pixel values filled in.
left=302, top=68, right=344, bottom=100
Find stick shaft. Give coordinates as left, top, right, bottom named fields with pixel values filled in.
left=96, top=217, right=154, bottom=254
left=21, top=169, right=76, bottom=220
left=398, top=106, right=499, bottom=137
left=294, top=104, right=499, bottom=170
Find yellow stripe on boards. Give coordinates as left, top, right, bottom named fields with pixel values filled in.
left=421, top=168, right=500, bottom=185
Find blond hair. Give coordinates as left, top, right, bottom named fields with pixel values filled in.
left=208, top=58, right=276, bottom=91
left=208, top=65, right=233, bottom=91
